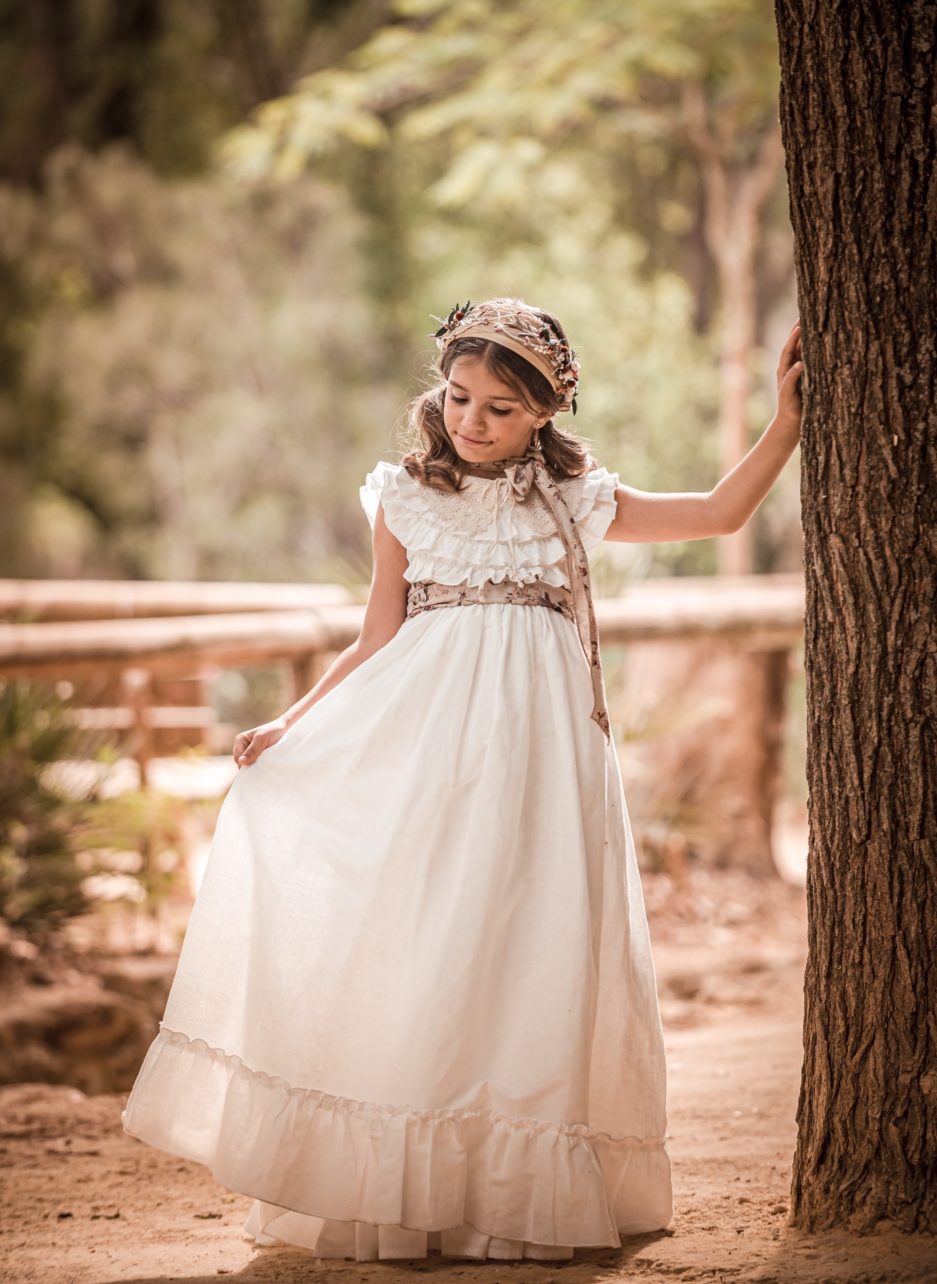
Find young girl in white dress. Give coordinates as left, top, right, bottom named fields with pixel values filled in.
left=121, top=296, right=803, bottom=1263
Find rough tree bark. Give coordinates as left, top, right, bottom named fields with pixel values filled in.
left=775, top=1, right=936, bottom=1233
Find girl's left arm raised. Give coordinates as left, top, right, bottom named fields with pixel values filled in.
left=603, top=320, right=803, bottom=544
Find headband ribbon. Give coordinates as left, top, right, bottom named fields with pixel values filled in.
left=430, top=298, right=581, bottom=414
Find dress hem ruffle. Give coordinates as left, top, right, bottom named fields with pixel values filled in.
left=242, top=1198, right=581, bottom=1261
left=120, top=1023, right=672, bottom=1251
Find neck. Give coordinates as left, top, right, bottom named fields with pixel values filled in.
left=457, top=442, right=542, bottom=476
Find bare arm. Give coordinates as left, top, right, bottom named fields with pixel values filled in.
left=280, top=502, right=409, bottom=727
left=602, top=320, right=804, bottom=544
left=235, top=503, right=408, bottom=767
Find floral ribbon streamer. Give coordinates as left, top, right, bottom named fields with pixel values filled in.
left=460, top=443, right=611, bottom=742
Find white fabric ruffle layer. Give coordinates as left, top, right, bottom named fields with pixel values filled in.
left=359, top=461, right=621, bottom=590
left=242, top=1200, right=577, bottom=1261
left=122, top=1023, right=671, bottom=1261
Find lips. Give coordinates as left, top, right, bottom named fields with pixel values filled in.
left=459, top=433, right=488, bottom=445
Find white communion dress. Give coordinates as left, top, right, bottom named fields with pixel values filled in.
left=120, top=457, right=674, bottom=1262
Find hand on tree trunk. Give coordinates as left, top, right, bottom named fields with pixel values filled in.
left=776, top=319, right=804, bottom=440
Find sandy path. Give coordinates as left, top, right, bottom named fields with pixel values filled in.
left=1, top=879, right=934, bottom=1283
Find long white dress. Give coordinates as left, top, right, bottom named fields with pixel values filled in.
left=120, top=457, right=673, bottom=1262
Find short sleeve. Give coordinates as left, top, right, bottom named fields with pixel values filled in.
left=359, top=460, right=404, bottom=532
left=566, top=465, right=620, bottom=552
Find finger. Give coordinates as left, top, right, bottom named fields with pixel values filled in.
left=781, top=333, right=802, bottom=371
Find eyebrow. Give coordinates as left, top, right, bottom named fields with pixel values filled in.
left=450, top=379, right=521, bottom=403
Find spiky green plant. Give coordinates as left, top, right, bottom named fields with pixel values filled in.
left=0, top=677, right=91, bottom=932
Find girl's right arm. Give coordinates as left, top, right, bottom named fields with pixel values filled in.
left=234, top=504, right=409, bottom=767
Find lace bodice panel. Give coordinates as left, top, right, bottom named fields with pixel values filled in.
left=359, top=459, right=620, bottom=590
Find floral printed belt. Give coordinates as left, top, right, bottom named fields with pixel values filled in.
left=406, top=577, right=578, bottom=627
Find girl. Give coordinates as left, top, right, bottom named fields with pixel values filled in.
left=121, top=296, right=804, bottom=1263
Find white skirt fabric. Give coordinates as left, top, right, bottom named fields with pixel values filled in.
left=120, top=600, right=673, bottom=1261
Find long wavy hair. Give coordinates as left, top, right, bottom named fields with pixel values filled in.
left=400, top=304, right=596, bottom=493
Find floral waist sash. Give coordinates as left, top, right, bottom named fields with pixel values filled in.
left=406, top=577, right=577, bottom=626
left=405, top=578, right=610, bottom=741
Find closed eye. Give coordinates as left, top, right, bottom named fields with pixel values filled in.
left=450, top=395, right=511, bottom=416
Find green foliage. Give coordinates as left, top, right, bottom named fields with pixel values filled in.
left=220, top=0, right=781, bottom=219
left=0, top=0, right=371, bottom=182
left=0, top=678, right=91, bottom=932
left=0, top=0, right=800, bottom=589
left=0, top=676, right=222, bottom=934
left=0, top=143, right=392, bottom=583
left=213, top=0, right=788, bottom=578
left=74, top=784, right=200, bottom=911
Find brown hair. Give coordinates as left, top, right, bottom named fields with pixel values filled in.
left=399, top=305, right=595, bottom=493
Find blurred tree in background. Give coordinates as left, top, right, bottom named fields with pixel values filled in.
left=220, top=0, right=799, bottom=576
left=0, top=0, right=374, bottom=181
left=0, top=146, right=385, bottom=583
left=0, top=0, right=801, bottom=587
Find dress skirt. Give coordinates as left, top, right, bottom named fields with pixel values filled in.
left=120, top=599, right=673, bottom=1260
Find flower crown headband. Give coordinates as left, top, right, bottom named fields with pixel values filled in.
left=429, top=297, right=581, bottom=414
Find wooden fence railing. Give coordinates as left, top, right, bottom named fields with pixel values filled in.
left=0, top=575, right=805, bottom=785
left=0, top=578, right=355, bottom=622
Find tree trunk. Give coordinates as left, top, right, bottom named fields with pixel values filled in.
left=775, top=0, right=936, bottom=1233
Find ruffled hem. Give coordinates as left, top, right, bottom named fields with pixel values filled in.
left=359, top=461, right=621, bottom=587
left=242, top=1199, right=579, bottom=1261
left=121, top=1025, right=672, bottom=1250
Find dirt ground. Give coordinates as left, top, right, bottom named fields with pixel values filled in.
left=1, top=869, right=935, bottom=1284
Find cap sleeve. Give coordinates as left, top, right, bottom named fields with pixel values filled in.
left=564, top=465, right=620, bottom=552
left=359, top=460, right=408, bottom=538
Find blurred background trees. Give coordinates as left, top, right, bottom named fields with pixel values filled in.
left=1, top=0, right=802, bottom=589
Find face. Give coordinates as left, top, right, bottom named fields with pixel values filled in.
left=443, top=356, right=548, bottom=462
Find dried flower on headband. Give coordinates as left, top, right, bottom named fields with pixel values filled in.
left=429, top=297, right=581, bottom=415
